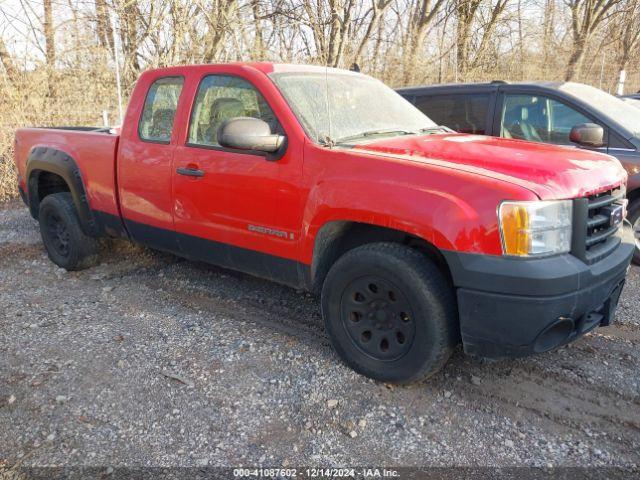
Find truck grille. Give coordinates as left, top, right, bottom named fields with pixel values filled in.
left=572, top=187, right=625, bottom=264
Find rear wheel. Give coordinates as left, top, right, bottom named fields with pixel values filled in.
left=38, top=192, right=100, bottom=271
left=628, top=199, right=640, bottom=265
left=321, top=243, right=459, bottom=384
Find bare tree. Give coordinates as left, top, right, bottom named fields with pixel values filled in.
left=95, top=0, right=114, bottom=53
left=565, top=0, right=622, bottom=81
left=541, top=0, right=556, bottom=77
left=43, top=0, right=55, bottom=94
left=610, top=0, right=640, bottom=76
left=0, top=37, right=19, bottom=83
left=403, top=0, right=446, bottom=84
left=455, top=0, right=509, bottom=80
left=352, top=0, right=394, bottom=65
left=43, top=0, right=54, bottom=67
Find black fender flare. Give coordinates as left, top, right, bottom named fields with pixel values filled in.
left=26, top=147, right=99, bottom=236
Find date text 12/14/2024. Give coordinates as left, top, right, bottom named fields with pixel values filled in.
left=233, top=467, right=400, bottom=478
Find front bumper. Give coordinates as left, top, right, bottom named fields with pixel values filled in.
left=442, top=224, right=634, bottom=358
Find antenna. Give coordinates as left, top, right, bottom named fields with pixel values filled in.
left=324, top=65, right=333, bottom=146
left=110, top=11, right=124, bottom=125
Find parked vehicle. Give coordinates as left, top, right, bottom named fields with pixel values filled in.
left=15, top=64, right=634, bottom=383
left=397, top=81, right=640, bottom=263
left=621, top=96, right=640, bottom=109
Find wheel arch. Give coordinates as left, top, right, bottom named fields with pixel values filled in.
left=308, top=220, right=453, bottom=294
left=26, top=147, right=99, bottom=236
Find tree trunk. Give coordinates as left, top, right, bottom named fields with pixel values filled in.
left=402, top=0, right=444, bottom=85
left=541, top=0, right=555, bottom=77
left=114, top=0, right=144, bottom=83
left=333, top=0, right=355, bottom=67
left=95, top=0, right=114, bottom=53
left=565, top=0, right=623, bottom=82
left=455, top=0, right=480, bottom=82
left=0, top=37, right=19, bottom=83
left=326, top=0, right=342, bottom=66
left=565, top=35, right=586, bottom=81
left=43, top=0, right=55, bottom=96
left=353, top=0, right=393, bottom=66
left=251, top=0, right=265, bottom=60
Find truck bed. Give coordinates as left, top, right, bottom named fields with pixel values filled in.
left=14, top=127, right=121, bottom=220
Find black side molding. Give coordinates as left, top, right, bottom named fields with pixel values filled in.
left=109, top=210, right=309, bottom=289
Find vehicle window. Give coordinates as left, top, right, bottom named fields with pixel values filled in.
left=188, top=75, right=280, bottom=147
left=609, top=131, right=633, bottom=149
left=269, top=71, right=435, bottom=144
left=415, top=94, right=490, bottom=134
left=501, top=94, right=594, bottom=145
left=139, top=77, right=184, bottom=143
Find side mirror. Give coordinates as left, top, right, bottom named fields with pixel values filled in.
left=217, top=117, right=285, bottom=153
left=569, top=123, right=604, bottom=148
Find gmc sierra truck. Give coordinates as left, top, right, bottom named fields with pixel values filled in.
left=14, top=63, right=634, bottom=383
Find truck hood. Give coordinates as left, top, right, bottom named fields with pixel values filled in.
left=352, top=133, right=626, bottom=200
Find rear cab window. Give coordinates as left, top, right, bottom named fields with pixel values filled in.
left=138, top=77, right=184, bottom=143
left=415, top=94, right=491, bottom=134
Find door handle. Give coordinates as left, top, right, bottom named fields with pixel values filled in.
left=177, top=167, right=205, bottom=178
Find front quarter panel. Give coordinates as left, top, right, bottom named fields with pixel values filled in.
left=300, top=143, right=538, bottom=263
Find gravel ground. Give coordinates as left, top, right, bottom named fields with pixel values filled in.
left=1, top=199, right=639, bottom=470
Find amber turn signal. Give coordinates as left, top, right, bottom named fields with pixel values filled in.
left=498, top=200, right=573, bottom=257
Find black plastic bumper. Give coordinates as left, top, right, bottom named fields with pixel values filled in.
left=442, top=224, right=634, bottom=358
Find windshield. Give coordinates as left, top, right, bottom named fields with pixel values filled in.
left=269, top=70, right=437, bottom=144
left=558, top=83, right=640, bottom=138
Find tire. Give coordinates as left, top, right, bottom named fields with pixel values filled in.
left=321, top=242, right=459, bottom=384
left=38, top=192, right=100, bottom=271
left=628, top=199, right=640, bottom=266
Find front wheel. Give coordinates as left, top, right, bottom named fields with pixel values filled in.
left=628, top=199, right=640, bottom=265
left=321, top=243, right=459, bottom=384
left=38, top=192, right=100, bottom=271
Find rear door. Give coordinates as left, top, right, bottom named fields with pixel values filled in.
left=117, top=75, right=185, bottom=251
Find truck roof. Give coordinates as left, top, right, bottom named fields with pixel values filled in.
left=140, top=62, right=355, bottom=78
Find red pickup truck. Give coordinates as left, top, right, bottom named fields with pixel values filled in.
left=14, top=63, right=634, bottom=383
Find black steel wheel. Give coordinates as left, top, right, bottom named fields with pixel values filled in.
left=38, top=192, right=100, bottom=271
left=322, top=242, right=459, bottom=384
left=341, top=275, right=416, bottom=361
left=43, top=210, right=71, bottom=258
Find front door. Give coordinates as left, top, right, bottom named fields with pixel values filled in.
left=172, top=74, right=303, bottom=284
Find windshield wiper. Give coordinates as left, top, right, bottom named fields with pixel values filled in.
left=419, top=126, right=451, bottom=134
left=334, top=129, right=418, bottom=145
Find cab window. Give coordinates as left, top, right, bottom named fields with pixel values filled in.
left=187, top=75, right=280, bottom=147
left=501, top=94, right=596, bottom=145
left=415, top=94, right=490, bottom=134
left=138, top=77, right=184, bottom=143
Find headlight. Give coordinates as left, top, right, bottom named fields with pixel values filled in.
left=498, top=200, right=572, bottom=257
